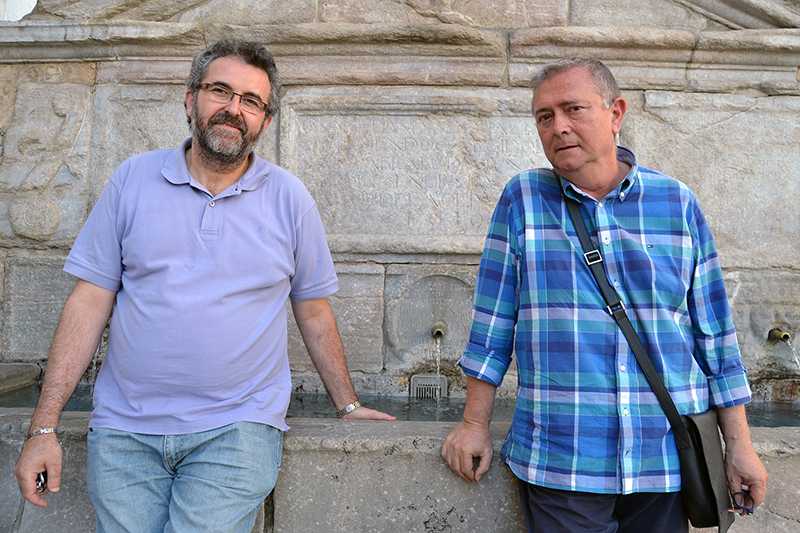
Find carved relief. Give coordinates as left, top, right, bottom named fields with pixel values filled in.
left=0, top=84, right=90, bottom=242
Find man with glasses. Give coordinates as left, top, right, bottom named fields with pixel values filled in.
left=15, top=39, right=394, bottom=532
left=441, top=58, right=767, bottom=532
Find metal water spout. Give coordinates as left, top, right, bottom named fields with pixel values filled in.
left=431, top=321, right=447, bottom=340
left=768, top=328, right=791, bottom=343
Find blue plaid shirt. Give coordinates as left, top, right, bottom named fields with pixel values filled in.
left=459, top=147, right=750, bottom=494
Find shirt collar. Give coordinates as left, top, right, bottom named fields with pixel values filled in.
left=559, top=146, right=639, bottom=202
left=161, top=137, right=272, bottom=195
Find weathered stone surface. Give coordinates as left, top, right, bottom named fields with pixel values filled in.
left=0, top=22, right=205, bottom=62
left=280, top=87, right=546, bottom=255
left=320, top=0, right=568, bottom=28
left=722, top=270, right=800, bottom=382
left=177, top=0, right=317, bottom=24
left=570, top=0, right=711, bottom=30
left=681, top=0, right=800, bottom=29
left=288, top=263, right=385, bottom=374
left=212, top=23, right=508, bottom=87
left=510, top=27, right=800, bottom=95
left=0, top=63, right=95, bottom=132
left=2, top=254, right=74, bottom=362
left=622, top=91, right=800, bottom=270
left=0, top=363, right=40, bottom=393
left=275, top=419, right=525, bottom=532
left=384, top=265, right=475, bottom=376
left=0, top=83, right=91, bottom=243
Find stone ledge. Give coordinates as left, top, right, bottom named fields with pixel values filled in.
left=0, top=363, right=40, bottom=394
left=1, top=22, right=798, bottom=93
left=511, top=27, right=800, bottom=95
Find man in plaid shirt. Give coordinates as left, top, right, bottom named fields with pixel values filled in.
left=441, top=58, right=768, bottom=532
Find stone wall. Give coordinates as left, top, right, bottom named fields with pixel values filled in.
left=0, top=0, right=799, bottom=400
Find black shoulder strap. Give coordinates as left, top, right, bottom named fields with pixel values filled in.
left=559, top=179, right=691, bottom=449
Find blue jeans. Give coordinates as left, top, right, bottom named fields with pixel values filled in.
left=87, top=422, right=283, bottom=533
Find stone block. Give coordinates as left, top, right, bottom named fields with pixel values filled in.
left=509, top=27, right=800, bottom=95
left=280, top=87, right=548, bottom=255
left=0, top=83, right=92, bottom=243
left=384, top=265, right=476, bottom=381
left=510, top=27, right=698, bottom=89
left=319, top=0, right=568, bottom=28
left=722, top=270, right=800, bottom=382
left=622, top=91, right=800, bottom=270
left=213, top=23, right=507, bottom=87
left=274, top=420, right=525, bottom=532
left=569, top=0, right=710, bottom=30
left=177, top=0, right=317, bottom=24
left=2, top=255, right=74, bottom=362
left=0, top=363, right=40, bottom=394
left=288, top=263, right=385, bottom=374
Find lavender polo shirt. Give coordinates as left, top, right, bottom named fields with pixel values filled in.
left=64, top=138, right=338, bottom=434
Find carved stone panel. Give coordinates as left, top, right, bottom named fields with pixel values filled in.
left=384, top=264, right=476, bottom=374
left=280, top=87, right=548, bottom=255
left=0, top=83, right=91, bottom=243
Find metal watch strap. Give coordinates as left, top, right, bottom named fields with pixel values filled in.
left=336, top=401, right=361, bottom=418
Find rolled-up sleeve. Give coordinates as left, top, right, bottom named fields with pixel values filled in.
left=459, top=184, right=521, bottom=387
left=688, top=202, right=750, bottom=408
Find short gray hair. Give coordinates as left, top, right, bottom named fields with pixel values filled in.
left=186, top=39, right=282, bottom=120
left=530, top=58, right=621, bottom=110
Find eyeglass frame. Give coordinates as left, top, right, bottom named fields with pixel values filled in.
left=198, top=83, right=268, bottom=115
left=729, top=489, right=755, bottom=515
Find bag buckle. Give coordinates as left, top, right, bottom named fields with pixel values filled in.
left=607, top=302, right=626, bottom=319
left=584, top=250, right=603, bottom=266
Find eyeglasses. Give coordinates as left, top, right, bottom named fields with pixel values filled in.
left=729, top=490, right=755, bottom=515
left=199, top=83, right=267, bottom=115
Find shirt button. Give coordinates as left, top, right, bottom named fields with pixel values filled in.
left=598, top=202, right=604, bottom=208
left=603, top=238, right=610, bottom=245
left=622, top=408, right=629, bottom=416
left=620, top=364, right=626, bottom=371
left=620, top=192, right=626, bottom=198
left=614, top=281, right=620, bottom=287
left=209, top=201, right=215, bottom=207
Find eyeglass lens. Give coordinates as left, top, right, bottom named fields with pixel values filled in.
left=203, top=84, right=265, bottom=113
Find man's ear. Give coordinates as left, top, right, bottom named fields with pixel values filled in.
left=185, top=89, right=194, bottom=120
left=610, top=97, right=627, bottom=135
left=259, top=116, right=273, bottom=134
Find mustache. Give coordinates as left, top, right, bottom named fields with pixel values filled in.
left=208, top=112, right=247, bottom=133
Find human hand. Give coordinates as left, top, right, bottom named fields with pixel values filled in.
left=14, top=433, right=63, bottom=507
left=340, top=406, right=396, bottom=421
left=724, top=440, right=768, bottom=515
left=441, top=420, right=493, bottom=482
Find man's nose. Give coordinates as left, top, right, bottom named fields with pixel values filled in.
left=223, top=94, right=244, bottom=115
left=552, top=112, right=570, bottom=135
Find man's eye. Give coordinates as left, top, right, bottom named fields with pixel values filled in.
left=242, top=97, right=263, bottom=108
left=210, top=86, right=230, bottom=96
left=537, top=114, right=552, bottom=123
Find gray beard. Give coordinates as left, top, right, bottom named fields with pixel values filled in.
left=192, top=107, right=262, bottom=170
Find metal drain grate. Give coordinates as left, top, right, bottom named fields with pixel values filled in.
left=410, top=374, right=448, bottom=399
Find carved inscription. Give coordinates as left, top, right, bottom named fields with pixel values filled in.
left=287, top=111, right=546, bottom=251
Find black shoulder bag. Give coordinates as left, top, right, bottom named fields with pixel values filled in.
left=561, top=185, right=734, bottom=532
